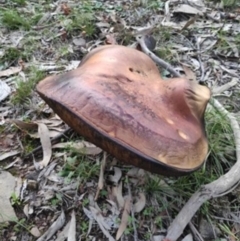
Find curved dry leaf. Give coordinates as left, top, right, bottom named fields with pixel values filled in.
left=112, top=181, right=124, bottom=209
left=10, top=119, right=38, bottom=131
left=37, top=117, right=63, bottom=127
left=53, top=141, right=102, bottom=155
left=11, top=119, right=64, bottom=139
left=0, top=150, right=20, bottom=161
left=108, top=167, right=122, bottom=184
left=106, top=199, right=120, bottom=216
left=23, top=204, right=29, bottom=218
left=127, top=168, right=146, bottom=185
left=116, top=196, right=132, bottom=240
left=0, top=66, right=22, bottom=77
left=89, top=206, right=115, bottom=241
left=133, top=193, right=146, bottom=213
left=38, top=123, right=52, bottom=168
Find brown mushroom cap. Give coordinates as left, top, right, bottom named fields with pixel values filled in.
left=36, top=45, right=211, bottom=176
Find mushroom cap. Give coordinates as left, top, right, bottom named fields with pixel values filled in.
left=36, top=45, right=211, bottom=176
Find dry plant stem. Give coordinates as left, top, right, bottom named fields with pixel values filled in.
left=165, top=98, right=240, bottom=241
left=136, top=36, right=180, bottom=77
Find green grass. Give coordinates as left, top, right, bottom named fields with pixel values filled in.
left=1, top=10, right=31, bottom=30
left=207, top=0, right=239, bottom=8
left=59, top=154, right=99, bottom=183
left=11, top=67, right=46, bottom=105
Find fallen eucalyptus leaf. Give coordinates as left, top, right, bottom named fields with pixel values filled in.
left=0, top=171, right=18, bottom=222
left=67, top=210, right=76, bottom=241
left=55, top=220, right=71, bottom=241
left=0, top=66, right=22, bottom=77
left=116, top=196, right=132, bottom=240
left=133, top=193, right=146, bottom=213
left=89, top=206, right=115, bottom=241
left=38, top=123, right=52, bottom=168
left=36, top=210, right=66, bottom=241
left=108, top=167, right=122, bottom=184
left=30, top=226, right=41, bottom=238
left=0, top=80, right=11, bottom=102
left=0, top=150, right=20, bottom=161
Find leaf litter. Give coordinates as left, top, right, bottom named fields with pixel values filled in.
left=0, top=0, right=240, bottom=240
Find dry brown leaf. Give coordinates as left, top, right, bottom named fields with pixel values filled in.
left=0, top=66, right=22, bottom=77
left=61, top=3, right=71, bottom=15
left=53, top=141, right=102, bottom=155
left=116, top=196, right=132, bottom=240
left=112, top=181, right=124, bottom=209
left=133, top=193, right=146, bottom=213
left=180, top=14, right=199, bottom=32
left=11, top=119, right=38, bottom=131
left=38, top=123, right=52, bottom=168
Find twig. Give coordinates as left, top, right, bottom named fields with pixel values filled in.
left=136, top=36, right=180, bottom=77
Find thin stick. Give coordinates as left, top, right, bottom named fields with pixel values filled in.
left=136, top=36, right=180, bottom=77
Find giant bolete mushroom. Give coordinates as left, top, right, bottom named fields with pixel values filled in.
left=36, top=45, right=211, bottom=176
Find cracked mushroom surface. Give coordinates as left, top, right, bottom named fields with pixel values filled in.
left=37, top=45, right=211, bottom=176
